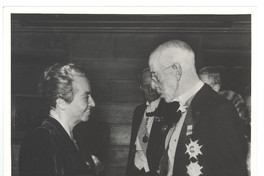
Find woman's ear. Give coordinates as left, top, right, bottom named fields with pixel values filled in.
left=173, top=63, right=182, bottom=81
left=56, top=98, right=67, bottom=110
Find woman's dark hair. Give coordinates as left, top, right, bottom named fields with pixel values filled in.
left=38, top=63, right=87, bottom=108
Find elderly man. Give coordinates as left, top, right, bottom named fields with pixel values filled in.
left=126, top=68, right=170, bottom=176
left=149, top=40, right=248, bottom=176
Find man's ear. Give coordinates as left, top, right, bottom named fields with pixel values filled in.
left=213, top=84, right=221, bottom=92
left=56, top=98, right=67, bottom=110
left=172, top=63, right=182, bottom=81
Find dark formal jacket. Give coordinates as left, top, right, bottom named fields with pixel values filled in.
left=126, top=101, right=169, bottom=176
left=171, top=84, right=248, bottom=176
left=19, top=117, right=96, bottom=176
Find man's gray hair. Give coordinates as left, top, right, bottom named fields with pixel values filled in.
left=149, top=40, right=196, bottom=72
left=154, top=40, right=194, bottom=55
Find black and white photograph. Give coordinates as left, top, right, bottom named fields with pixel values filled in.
left=3, top=7, right=256, bottom=176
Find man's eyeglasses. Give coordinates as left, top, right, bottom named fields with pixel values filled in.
left=151, top=64, right=175, bottom=83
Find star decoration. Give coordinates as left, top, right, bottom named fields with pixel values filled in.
left=185, top=139, right=203, bottom=160
left=186, top=161, right=203, bottom=176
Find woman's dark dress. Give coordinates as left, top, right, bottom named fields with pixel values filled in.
left=19, top=117, right=96, bottom=176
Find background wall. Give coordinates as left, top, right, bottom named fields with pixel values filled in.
left=11, top=14, right=251, bottom=176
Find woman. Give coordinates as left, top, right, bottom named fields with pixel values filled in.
left=19, top=63, right=102, bottom=176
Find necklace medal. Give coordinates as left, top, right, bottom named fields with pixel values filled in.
left=142, top=135, right=149, bottom=143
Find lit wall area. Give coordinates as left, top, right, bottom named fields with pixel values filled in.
left=11, top=14, right=251, bottom=176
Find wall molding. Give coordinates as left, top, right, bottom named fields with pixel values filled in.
left=11, top=14, right=251, bottom=33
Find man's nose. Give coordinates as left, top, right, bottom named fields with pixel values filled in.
left=151, top=80, right=157, bottom=90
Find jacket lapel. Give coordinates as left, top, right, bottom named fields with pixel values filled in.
left=176, top=105, right=201, bottom=158
left=132, top=104, right=147, bottom=146
left=172, top=86, right=205, bottom=175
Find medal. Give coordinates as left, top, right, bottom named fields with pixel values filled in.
left=142, top=135, right=149, bottom=143
left=185, top=139, right=203, bottom=159
left=186, top=161, right=203, bottom=176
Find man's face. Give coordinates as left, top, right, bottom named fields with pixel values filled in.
left=149, top=51, right=179, bottom=103
left=199, top=74, right=220, bottom=92
left=65, top=76, right=95, bottom=124
left=141, top=71, right=160, bottom=102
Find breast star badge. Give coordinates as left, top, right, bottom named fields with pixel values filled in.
left=185, top=139, right=203, bottom=159
left=186, top=161, right=203, bottom=176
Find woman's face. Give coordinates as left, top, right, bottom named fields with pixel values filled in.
left=65, top=76, right=95, bottom=124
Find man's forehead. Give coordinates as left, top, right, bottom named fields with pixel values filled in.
left=150, top=47, right=186, bottom=68
left=150, top=57, right=169, bottom=72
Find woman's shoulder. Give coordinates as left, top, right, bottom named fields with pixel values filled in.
left=22, top=117, right=59, bottom=146
left=22, top=125, right=53, bottom=147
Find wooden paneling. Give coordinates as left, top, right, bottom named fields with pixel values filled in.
left=93, top=104, right=137, bottom=124
left=12, top=62, right=51, bottom=94
left=104, top=146, right=129, bottom=167
left=109, top=124, right=131, bottom=146
left=103, top=166, right=126, bottom=176
left=72, top=59, right=147, bottom=80
left=201, top=49, right=251, bottom=67
left=113, top=33, right=160, bottom=60
left=112, top=81, right=142, bottom=103
left=202, top=34, right=251, bottom=50
left=70, top=34, right=114, bottom=60
left=113, top=33, right=203, bottom=61
left=86, top=80, right=143, bottom=103
left=11, top=14, right=250, bottom=33
left=12, top=95, right=48, bottom=132
left=12, top=144, right=20, bottom=176
left=91, top=81, right=113, bottom=103
left=11, top=54, right=68, bottom=95
left=12, top=33, right=69, bottom=51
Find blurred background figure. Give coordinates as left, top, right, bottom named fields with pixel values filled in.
left=244, top=85, right=251, bottom=125
left=243, top=85, right=251, bottom=175
left=198, top=66, right=221, bottom=92
left=218, top=90, right=247, bottom=121
left=198, top=66, right=248, bottom=122
left=126, top=68, right=169, bottom=176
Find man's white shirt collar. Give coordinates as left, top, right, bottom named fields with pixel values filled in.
left=172, top=81, right=204, bottom=111
left=146, top=97, right=161, bottom=113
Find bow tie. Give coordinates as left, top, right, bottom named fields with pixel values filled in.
left=153, top=99, right=184, bottom=126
